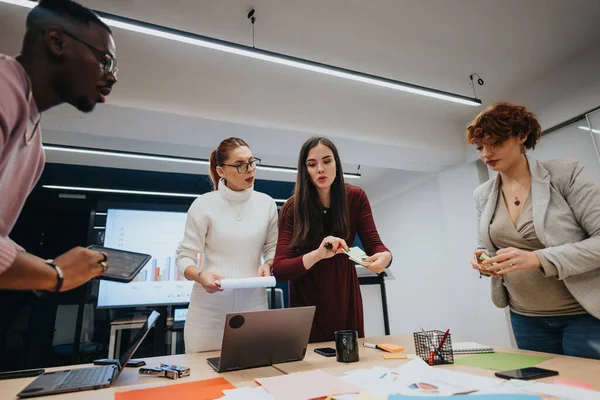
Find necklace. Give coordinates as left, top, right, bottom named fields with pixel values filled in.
left=512, top=180, right=523, bottom=206
left=23, top=72, right=41, bottom=146
left=227, top=199, right=247, bottom=222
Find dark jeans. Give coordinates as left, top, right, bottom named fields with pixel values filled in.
left=510, top=311, right=600, bottom=360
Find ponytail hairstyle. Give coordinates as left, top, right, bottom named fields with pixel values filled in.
left=209, top=137, right=250, bottom=190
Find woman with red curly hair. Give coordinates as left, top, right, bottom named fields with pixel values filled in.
left=467, top=102, right=600, bottom=359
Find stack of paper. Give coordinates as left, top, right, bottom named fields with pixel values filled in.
left=334, top=359, right=600, bottom=399
left=255, top=370, right=360, bottom=400
left=338, top=358, right=503, bottom=399
left=220, top=386, right=275, bottom=400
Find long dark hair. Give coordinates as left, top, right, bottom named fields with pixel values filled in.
left=209, top=137, right=249, bottom=190
left=290, top=137, right=349, bottom=248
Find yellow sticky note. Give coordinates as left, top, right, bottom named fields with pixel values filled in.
left=377, top=343, right=404, bottom=353
left=383, top=353, right=407, bottom=359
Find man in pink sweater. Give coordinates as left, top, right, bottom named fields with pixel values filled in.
left=0, top=0, right=118, bottom=292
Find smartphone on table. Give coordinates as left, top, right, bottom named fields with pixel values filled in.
left=495, top=367, right=558, bottom=380
left=314, top=347, right=336, bottom=357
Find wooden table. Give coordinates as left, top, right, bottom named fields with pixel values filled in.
left=275, top=334, right=600, bottom=390
left=4, top=351, right=282, bottom=399
left=5, top=334, right=600, bottom=398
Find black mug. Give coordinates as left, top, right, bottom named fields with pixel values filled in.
left=334, top=330, right=359, bottom=363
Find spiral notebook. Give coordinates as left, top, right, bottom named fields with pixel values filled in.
left=452, top=342, right=494, bottom=354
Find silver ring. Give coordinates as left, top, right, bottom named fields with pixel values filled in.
left=100, top=261, right=108, bottom=272
left=509, top=261, right=514, bottom=267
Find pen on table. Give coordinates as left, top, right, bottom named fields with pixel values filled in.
left=437, top=329, right=450, bottom=352
left=420, top=327, right=445, bottom=363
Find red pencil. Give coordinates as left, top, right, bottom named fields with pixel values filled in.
left=437, top=329, right=450, bottom=352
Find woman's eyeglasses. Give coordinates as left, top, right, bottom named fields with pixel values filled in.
left=220, top=158, right=262, bottom=174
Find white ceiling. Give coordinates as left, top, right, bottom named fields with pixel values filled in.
left=1, top=0, right=600, bottom=197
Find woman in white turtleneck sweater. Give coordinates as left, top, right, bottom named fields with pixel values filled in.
left=176, top=137, right=278, bottom=353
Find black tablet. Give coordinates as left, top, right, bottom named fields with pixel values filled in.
left=88, top=245, right=152, bottom=283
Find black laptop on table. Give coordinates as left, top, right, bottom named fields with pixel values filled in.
left=17, top=310, right=160, bottom=398
left=207, top=306, right=315, bottom=372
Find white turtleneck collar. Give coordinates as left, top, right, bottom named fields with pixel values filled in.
left=218, top=178, right=253, bottom=203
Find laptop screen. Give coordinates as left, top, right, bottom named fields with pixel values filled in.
left=118, top=311, right=160, bottom=371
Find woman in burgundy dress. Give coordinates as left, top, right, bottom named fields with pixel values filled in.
left=273, top=137, right=392, bottom=343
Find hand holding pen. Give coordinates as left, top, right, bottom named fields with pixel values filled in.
left=318, top=236, right=348, bottom=260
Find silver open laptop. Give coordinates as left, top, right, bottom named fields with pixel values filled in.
left=207, top=306, right=315, bottom=372
left=17, top=310, right=160, bottom=398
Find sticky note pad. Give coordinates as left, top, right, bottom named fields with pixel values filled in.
left=377, top=343, right=404, bottom=353
left=383, top=353, right=407, bottom=359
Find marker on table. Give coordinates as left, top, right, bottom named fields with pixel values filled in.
left=420, top=327, right=446, bottom=363
left=437, top=329, right=450, bottom=352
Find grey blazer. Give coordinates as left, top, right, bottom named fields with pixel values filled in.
left=474, top=157, right=600, bottom=320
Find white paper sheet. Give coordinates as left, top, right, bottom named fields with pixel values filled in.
left=339, top=358, right=504, bottom=398
left=217, top=276, right=276, bottom=290
left=220, top=386, right=276, bottom=399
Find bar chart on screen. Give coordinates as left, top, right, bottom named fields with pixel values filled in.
left=133, top=255, right=191, bottom=282
left=97, top=209, right=199, bottom=308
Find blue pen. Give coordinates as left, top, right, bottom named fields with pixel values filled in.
left=421, top=328, right=445, bottom=363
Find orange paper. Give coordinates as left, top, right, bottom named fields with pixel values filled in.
left=377, top=343, right=404, bottom=353
left=114, top=378, right=235, bottom=400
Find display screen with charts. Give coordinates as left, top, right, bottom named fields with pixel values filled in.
left=97, top=209, right=199, bottom=308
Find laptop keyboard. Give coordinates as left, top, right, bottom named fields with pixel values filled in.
left=56, top=366, right=115, bottom=389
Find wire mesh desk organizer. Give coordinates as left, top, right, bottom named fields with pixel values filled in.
left=413, top=329, right=454, bottom=365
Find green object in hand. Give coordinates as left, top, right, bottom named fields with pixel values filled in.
left=478, top=252, right=497, bottom=276
left=479, top=253, right=497, bottom=265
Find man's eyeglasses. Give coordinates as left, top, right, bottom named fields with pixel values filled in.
left=221, top=158, right=261, bottom=174
left=60, top=30, right=119, bottom=78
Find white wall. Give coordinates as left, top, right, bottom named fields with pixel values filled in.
left=366, top=162, right=512, bottom=346
left=530, top=121, right=600, bottom=183
left=363, top=111, right=600, bottom=346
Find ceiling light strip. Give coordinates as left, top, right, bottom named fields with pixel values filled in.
left=577, top=126, right=600, bottom=134
left=0, top=1, right=480, bottom=106
left=97, top=12, right=481, bottom=107
left=43, top=185, right=289, bottom=203
left=42, top=144, right=361, bottom=179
